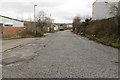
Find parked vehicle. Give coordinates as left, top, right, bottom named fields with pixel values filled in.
left=59, top=24, right=64, bottom=31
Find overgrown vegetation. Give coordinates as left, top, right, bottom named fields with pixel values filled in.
left=73, top=16, right=120, bottom=48
left=74, top=18, right=92, bottom=35
left=29, top=10, right=53, bottom=37
left=72, top=16, right=81, bottom=32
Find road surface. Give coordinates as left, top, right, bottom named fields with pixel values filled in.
left=2, top=38, right=38, bottom=52
left=2, top=30, right=118, bottom=78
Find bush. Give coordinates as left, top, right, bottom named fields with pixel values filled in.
left=75, top=19, right=91, bottom=35
left=74, top=17, right=120, bottom=48
left=18, top=27, right=44, bottom=38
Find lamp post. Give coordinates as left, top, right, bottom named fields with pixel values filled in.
left=34, top=4, right=37, bottom=36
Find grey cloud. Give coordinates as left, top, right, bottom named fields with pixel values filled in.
left=0, top=2, right=33, bottom=14
left=0, top=0, right=95, bottom=23
left=0, top=1, right=62, bottom=13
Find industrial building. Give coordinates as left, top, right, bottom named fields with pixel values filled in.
left=0, top=15, right=24, bottom=37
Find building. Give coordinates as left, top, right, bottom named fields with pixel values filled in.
left=92, top=0, right=120, bottom=20
left=53, top=24, right=59, bottom=31
left=66, top=24, right=73, bottom=30
left=0, top=15, right=24, bottom=37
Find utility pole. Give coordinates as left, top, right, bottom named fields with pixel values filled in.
left=34, top=4, right=37, bottom=36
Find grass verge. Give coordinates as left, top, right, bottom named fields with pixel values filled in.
left=85, top=34, right=120, bottom=48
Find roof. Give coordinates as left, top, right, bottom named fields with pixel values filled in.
left=0, top=15, right=24, bottom=22
left=93, top=0, right=120, bottom=5
left=96, top=0, right=120, bottom=2
left=4, top=22, right=13, bottom=25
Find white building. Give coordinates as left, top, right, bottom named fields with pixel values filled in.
left=0, top=15, right=24, bottom=27
left=92, top=0, right=120, bottom=20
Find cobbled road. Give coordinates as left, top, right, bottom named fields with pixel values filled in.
left=3, top=30, right=118, bottom=78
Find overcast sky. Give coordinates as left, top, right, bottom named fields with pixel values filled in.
left=0, top=0, right=96, bottom=23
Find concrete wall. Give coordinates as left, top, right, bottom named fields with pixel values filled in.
left=92, top=1, right=118, bottom=20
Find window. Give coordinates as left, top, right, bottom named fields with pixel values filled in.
left=4, top=24, right=13, bottom=27
left=4, top=23, right=13, bottom=27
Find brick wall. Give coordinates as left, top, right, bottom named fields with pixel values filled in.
left=0, top=27, right=25, bottom=38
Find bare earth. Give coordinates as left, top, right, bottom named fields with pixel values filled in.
left=2, top=30, right=118, bottom=78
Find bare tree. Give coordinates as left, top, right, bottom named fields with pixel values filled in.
left=72, top=16, right=81, bottom=31
left=110, top=3, right=119, bottom=16
left=105, top=2, right=120, bottom=17
left=107, top=2, right=120, bottom=34
left=36, top=11, right=53, bottom=36
left=37, top=11, right=46, bottom=21
left=45, top=17, right=53, bottom=32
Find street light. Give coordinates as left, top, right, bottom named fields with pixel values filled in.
left=34, top=4, right=37, bottom=36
